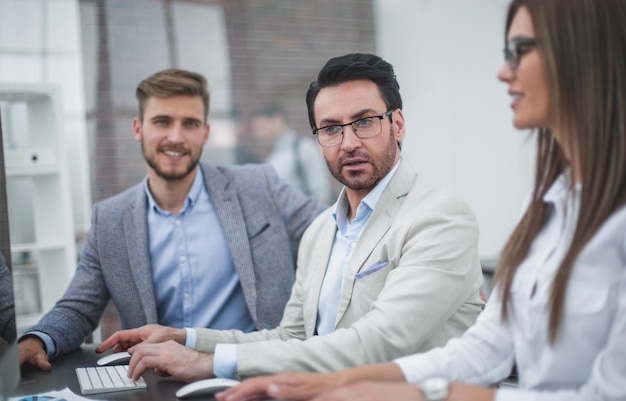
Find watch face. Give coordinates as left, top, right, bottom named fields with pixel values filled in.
left=421, top=376, right=449, bottom=400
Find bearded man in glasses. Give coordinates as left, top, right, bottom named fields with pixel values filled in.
left=99, top=53, right=485, bottom=382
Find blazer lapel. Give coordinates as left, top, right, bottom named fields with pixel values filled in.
left=200, top=164, right=259, bottom=323
left=125, top=185, right=159, bottom=323
left=334, top=161, right=417, bottom=325
left=303, top=215, right=337, bottom=337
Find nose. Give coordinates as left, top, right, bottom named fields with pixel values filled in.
left=167, top=122, right=185, bottom=142
left=340, top=125, right=362, bottom=151
left=497, top=61, right=514, bottom=83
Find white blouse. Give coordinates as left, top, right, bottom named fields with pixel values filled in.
left=395, top=174, right=626, bottom=401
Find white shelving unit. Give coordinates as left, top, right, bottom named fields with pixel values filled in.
left=0, top=84, right=77, bottom=335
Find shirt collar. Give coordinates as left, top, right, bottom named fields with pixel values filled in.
left=143, top=166, right=205, bottom=215
left=333, top=158, right=403, bottom=225
left=543, top=167, right=581, bottom=205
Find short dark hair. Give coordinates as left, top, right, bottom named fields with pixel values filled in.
left=136, top=68, right=210, bottom=121
left=305, top=53, right=402, bottom=129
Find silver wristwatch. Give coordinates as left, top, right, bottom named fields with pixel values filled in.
left=419, top=376, right=450, bottom=401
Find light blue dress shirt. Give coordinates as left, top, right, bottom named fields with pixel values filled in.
left=34, top=167, right=254, bottom=357
left=145, top=167, right=255, bottom=332
left=208, top=159, right=402, bottom=378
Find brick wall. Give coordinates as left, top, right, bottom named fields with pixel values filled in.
left=223, top=0, right=376, bottom=162
left=80, top=0, right=375, bottom=201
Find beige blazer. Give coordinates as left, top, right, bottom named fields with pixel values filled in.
left=195, top=160, right=484, bottom=378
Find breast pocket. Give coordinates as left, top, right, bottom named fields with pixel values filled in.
left=562, top=268, right=617, bottom=349
left=350, top=260, right=394, bottom=316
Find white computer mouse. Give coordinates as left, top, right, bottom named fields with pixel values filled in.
left=176, top=378, right=241, bottom=398
left=96, top=351, right=132, bottom=366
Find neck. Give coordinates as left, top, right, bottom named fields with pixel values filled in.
left=344, top=188, right=370, bottom=222
left=147, top=168, right=197, bottom=214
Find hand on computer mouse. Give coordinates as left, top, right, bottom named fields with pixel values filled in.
left=18, top=336, right=52, bottom=371
left=96, top=324, right=187, bottom=354
left=214, top=371, right=333, bottom=401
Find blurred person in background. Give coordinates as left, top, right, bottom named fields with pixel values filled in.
left=250, top=104, right=332, bottom=203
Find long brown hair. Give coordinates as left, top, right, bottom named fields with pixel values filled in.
left=493, top=0, right=626, bottom=343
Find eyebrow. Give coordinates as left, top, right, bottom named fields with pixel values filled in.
left=149, top=114, right=172, bottom=121
left=319, top=108, right=379, bottom=125
left=149, top=115, right=202, bottom=123
left=506, top=34, right=536, bottom=41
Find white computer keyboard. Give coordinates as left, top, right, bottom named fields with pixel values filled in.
left=76, top=365, right=147, bottom=395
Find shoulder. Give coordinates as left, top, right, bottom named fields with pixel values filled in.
left=200, top=162, right=295, bottom=208
left=406, top=174, right=475, bottom=217
left=388, top=161, right=474, bottom=218
left=201, top=162, right=278, bottom=188
left=91, top=182, right=144, bottom=217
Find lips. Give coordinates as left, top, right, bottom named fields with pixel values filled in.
left=161, top=147, right=187, bottom=157
left=342, top=158, right=367, bottom=166
left=509, top=90, right=523, bottom=109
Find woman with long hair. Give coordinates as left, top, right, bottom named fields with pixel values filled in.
left=216, top=0, right=626, bottom=400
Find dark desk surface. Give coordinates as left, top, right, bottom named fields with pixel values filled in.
left=13, top=345, right=211, bottom=401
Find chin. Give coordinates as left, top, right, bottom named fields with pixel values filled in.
left=512, top=118, right=537, bottom=130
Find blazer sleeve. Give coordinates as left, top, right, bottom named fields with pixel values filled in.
left=0, top=251, right=16, bottom=343
left=23, top=203, right=113, bottom=358
left=233, top=191, right=482, bottom=378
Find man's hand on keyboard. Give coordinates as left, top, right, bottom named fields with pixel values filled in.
left=127, top=340, right=215, bottom=383
left=96, top=324, right=187, bottom=354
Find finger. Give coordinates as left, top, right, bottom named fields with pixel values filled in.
left=35, top=354, right=52, bottom=371
left=128, top=345, right=162, bottom=381
left=129, top=356, right=153, bottom=382
left=268, top=383, right=317, bottom=401
left=217, top=380, right=268, bottom=401
left=96, top=333, right=121, bottom=352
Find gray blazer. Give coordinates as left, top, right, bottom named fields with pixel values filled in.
left=195, top=160, right=484, bottom=377
left=25, top=163, right=325, bottom=358
left=0, top=251, right=16, bottom=344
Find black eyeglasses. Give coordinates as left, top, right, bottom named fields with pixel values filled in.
left=312, top=110, right=394, bottom=147
left=504, top=37, right=537, bottom=70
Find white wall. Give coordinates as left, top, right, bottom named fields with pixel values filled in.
left=374, top=0, right=535, bottom=258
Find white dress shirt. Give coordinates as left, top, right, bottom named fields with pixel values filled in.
left=395, top=173, right=626, bottom=401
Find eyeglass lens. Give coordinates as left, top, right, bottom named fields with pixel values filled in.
left=504, top=38, right=537, bottom=70
left=318, top=117, right=381, bottom=146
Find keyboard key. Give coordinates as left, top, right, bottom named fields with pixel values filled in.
left=76, top=365, right=147, bottom=395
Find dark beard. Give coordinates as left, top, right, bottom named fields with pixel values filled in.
left=327, top=127, right=398, bottom=191
left=142, top=141, right=202, bottom=181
